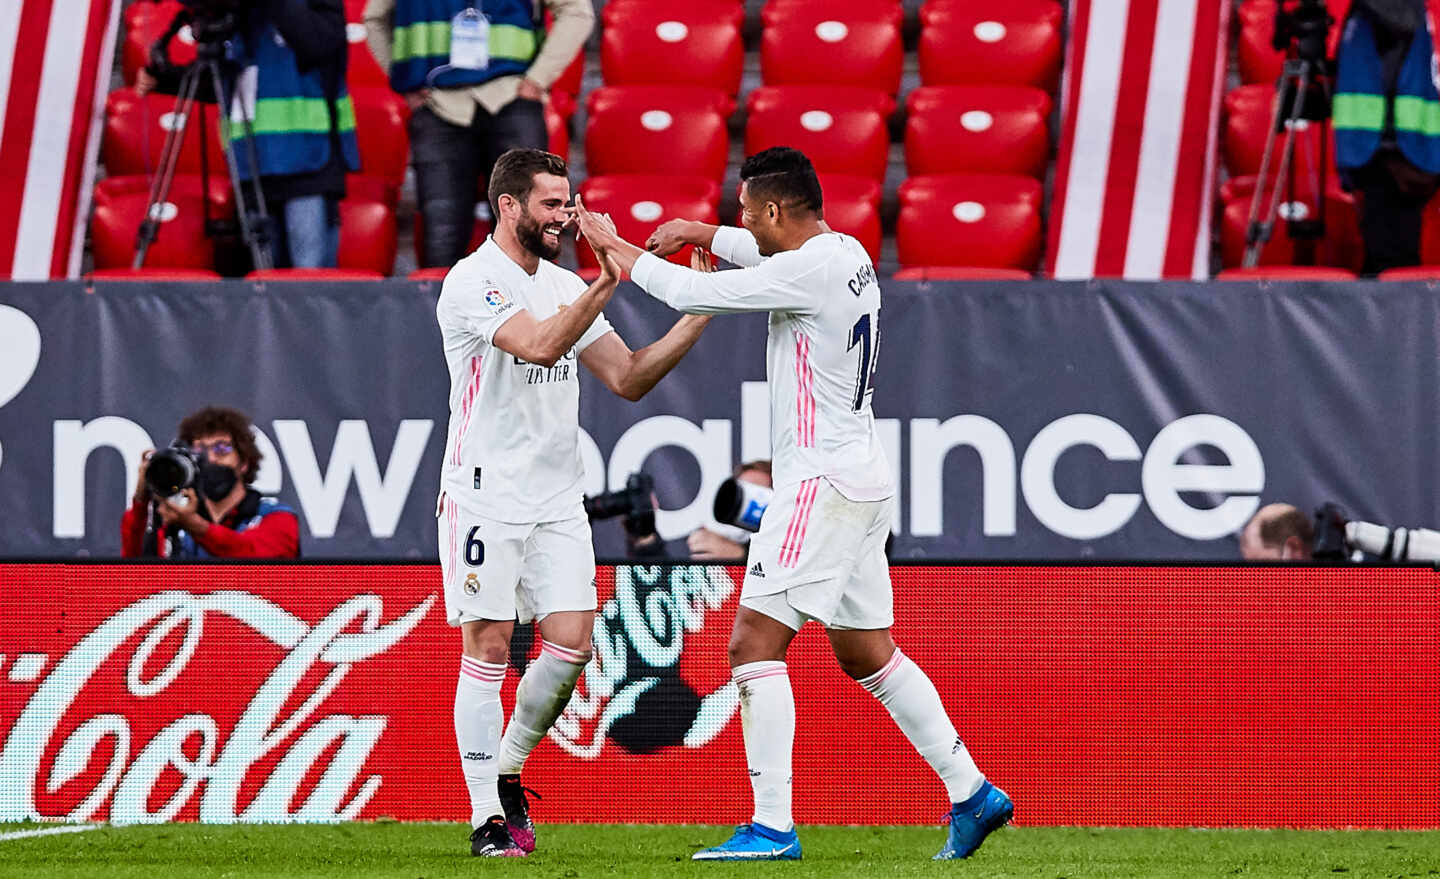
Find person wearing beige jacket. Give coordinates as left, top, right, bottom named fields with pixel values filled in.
left=365, top=0, right=593, bottom=267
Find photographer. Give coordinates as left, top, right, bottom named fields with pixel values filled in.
left=139, top=0, right=359, bottom=269
left=688, top=460, right=773, bottom=561
left=1333, top=0, right=1440, bottom=272
left=1239, top=502, right=1315, bottom=561
left=120, top=407, right=300, bottom=559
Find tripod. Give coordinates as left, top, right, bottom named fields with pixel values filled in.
left=1242, top=56, right=1334, bottom=268
left=133, top=23, right=272, bottom=271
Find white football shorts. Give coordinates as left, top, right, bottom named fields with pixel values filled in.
left=438, top=494, right=597, bottom=626
left=738, top=476, right=894, bottom=631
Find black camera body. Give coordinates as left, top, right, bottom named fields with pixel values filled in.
left=181, top=0, right=244, bottom=44
left=145, top=444, right=203, bottom=497
left=585, top=472, right=654, bottom=522
left=1274, top=0, right=1334, bottom=65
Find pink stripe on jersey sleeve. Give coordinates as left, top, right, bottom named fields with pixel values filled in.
left=451, top=356, right=484, bottom=465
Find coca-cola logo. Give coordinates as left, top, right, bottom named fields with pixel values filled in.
left=0, top=589, right=433, bottom=823
left=551, top=565, right=739, bottom=758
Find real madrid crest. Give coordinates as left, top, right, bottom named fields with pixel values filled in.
left=463, top=572, right=480, bottom=595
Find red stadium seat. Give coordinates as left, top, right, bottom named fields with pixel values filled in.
left=896, top=174, right=1043, bottom=270
left=817, top=174, right=882, bottom=261
left=745, top=86, right=895, bottom=181
left=1414, top=190, right=1440, bottom=266
left=346, top=174, right=399, bottom=207
left=1218, top=176, right=1361, bottom=271
left=1216, top=266, right=1358, bottom=280
left=1223, top=84, right=1336, bottom=184
left=409, top=267, right=451, bottom=281
left=102, top=88, right=227, bottom=177
left=576, top=175, right=721, bottom=269
left=1237, top=0, right=1284, bottom=86
left=247, top=268, right=385, bottom=281
left=121, top=1, right=194, bottom=85
left=91, top=186, right=215, bottom=270
left=1377, top=266, right=1440, bottom=281
left=760, top=2, right=903, bottom=93
left=585, top=86, right=733, bottom=180
left=87, top=268, right=222, bottom=281
left=918, top=0, right=1063, bottom=90
left=892, top=266, right=1032, bottom=280
left=337, top=200, right=397, bottom=275
left=546, top=104, right=569, bottom=161
left=602, top=1, right=745, bottom=93
left=350, top=88, right=410, bottom=186
left=346, top=18, right=389, bottom=89
left=95, top=173, right=233, bottom=217
left=905, top=85, right=1051, bottom=178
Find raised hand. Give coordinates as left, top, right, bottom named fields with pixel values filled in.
left=646, top=219, right=696, bottom=257
left=690, top=247, right=714, bottom=272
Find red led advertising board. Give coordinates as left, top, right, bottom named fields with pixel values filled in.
left=1, top=563, right=1435, bottom=827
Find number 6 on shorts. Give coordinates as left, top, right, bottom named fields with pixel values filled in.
left=464, top=526, right=485, bottom=566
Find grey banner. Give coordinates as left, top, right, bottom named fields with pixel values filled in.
left=0, top=279, right=1434, bottom=559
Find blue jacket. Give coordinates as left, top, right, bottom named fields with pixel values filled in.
left=388, top=0, right=542, bottom=92
left=1334, top=12, right=1440, bottom=173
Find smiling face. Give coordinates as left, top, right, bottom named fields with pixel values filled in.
left=737, top=181, right=782, bottom=257
left=510, top=172, right=571, bottom=261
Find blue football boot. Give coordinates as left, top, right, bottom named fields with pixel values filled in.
left=933, top=780, right=1013, bottom=860
left=692, top=822, right=803, bottom=861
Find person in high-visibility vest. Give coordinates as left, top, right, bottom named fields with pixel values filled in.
left=364, top=0, right=594, bottom=268
left=1333, top=0, right=1440, bottom=273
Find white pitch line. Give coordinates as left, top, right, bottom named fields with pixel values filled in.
left=0, top=824, right=102, bottom=842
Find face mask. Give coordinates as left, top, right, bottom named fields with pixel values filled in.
left=199, top=461, right=239, bottom=501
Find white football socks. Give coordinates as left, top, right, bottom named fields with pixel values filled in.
left=733, top=660, right=795, bottom=832
left=455, top=655, right=506, bottom=828
left=498, top=640, right=590, bottom=774
left=858, top=649, right=984, bottom=803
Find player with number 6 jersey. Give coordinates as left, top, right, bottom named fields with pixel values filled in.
left=434, top=148, right=710, bottom=859
left=575, top=147, right=1012, bottom=863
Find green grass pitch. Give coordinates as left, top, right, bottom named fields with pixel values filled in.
left=3, top=822, right=1440, bottom=878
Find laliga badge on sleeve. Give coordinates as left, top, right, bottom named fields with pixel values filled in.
left=450, top=7, right=491, bottom=71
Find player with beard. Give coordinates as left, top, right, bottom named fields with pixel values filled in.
left=434, top=148, right=712, bottom=857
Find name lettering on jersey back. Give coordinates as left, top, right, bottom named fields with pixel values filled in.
left=513, top=348, right=577, bottom=386
left=847, top=263, right=877, bottom=297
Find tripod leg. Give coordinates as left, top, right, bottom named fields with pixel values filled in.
left=1243, top=63, right=1311, bottom=268
left=133, top=64, right=205, bottom=269
left=205, top=60, right=273, bottom=271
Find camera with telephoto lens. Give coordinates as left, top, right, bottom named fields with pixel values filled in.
left=584, top=472, right=656, bottom=538
left=145, top=443, right=203, bottom=497
left=712, top=476, right=773, bottom=533
left=180, top=0, right=243, bottom=43
left=1274, top=0, right=1333, bottom=64
left=1312, top=502, right=1440, bottom=563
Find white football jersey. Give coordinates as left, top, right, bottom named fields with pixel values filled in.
left=436, top=237, right=614, bottom=523
left=631, top=228, right=892, bottom=500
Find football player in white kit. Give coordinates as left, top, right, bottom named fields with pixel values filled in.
left=575, top=147, right=1012, bottom=862
left=436, top=149, right=711, bottom=857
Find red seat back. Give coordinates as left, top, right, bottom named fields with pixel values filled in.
left=745, top=86, right=895, bottom=180
left=350, top=87, right=410, bottom=185
left=897, top=174, right=1043, bottom=270
left=905, top=85, right=1051, bottom=178
left=91, top=186, right=215, bottom=270
left=337, top=200, right=397, bottom=275
left=102, top=88, right=228, bottom=177
left=585, top=86, right=733, bottom=180
left=576, top=175, right=721, bottom=268
left=602, top=1, right=745, bottom=93
left=760, top=2, right=903, bottom=93
left=918, top=0, right=1063, bottom=90
left=817, top=174, right=883, bottom=261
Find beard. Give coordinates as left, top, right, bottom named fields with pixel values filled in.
left=516, top=210, right=561, bottom=261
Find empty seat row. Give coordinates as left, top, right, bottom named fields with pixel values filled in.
left=597, top=0, right=1062, bottom=94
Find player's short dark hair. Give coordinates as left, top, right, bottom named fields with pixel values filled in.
left=178, top=406, right=262, bottom=484
left=489, top=148, right=568, bottom=215
left=1259, top=506, right=1314, bottom=549
left=739, top=147, right=823, bottom=214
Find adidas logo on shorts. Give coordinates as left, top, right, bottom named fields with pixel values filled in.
left=749, top=562, right=765, bottom=578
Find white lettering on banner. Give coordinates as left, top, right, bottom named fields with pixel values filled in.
left=272, top=419, right=433, bottom=538
left=0, top=590, right=434, bottom=823
left=550, top=566, right=737, bottom=759
left=53, top=417, right=154, bottom=538
left=910, top=413, right=1264, bottom=541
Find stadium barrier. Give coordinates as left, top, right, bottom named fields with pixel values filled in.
left=2, top=561, right=1435, bottom=828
